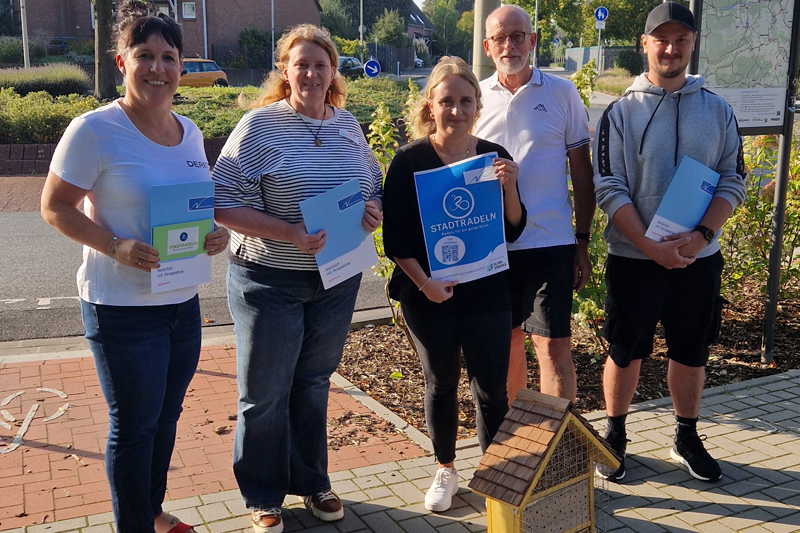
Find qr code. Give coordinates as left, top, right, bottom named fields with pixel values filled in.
left=441, top=244, right=460, bottom=263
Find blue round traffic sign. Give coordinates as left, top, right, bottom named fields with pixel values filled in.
left=364, top=59, right=381, bottom=78
left=553, top=37, right=560, bottom=45
left=594, top=6, right=609, bottom=21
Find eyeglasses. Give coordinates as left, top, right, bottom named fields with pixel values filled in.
left=487, top=32, right=531, bottom=46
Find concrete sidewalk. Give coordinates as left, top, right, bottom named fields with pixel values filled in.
left=2, top=326, right=800, bottom=533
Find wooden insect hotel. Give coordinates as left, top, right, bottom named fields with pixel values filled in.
left=468, top=390, right=621, bottom=533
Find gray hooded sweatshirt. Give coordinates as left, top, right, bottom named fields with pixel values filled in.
left=593, top=73, right=746, bottom=260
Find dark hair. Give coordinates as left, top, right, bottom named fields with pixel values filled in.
left=113, top=0, right=183, bottom=58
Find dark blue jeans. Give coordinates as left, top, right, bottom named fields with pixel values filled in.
left=227, top=262, right=360, bottom=510
left=81, top=295, right=201, bottom=533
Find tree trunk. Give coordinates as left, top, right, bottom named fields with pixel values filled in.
left=93, top=0, right=118, bottom=99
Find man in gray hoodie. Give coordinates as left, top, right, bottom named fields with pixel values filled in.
left=593, top=2, right=745, bottom=483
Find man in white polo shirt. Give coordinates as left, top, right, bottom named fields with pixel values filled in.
left=474, top=4, right=594, bottom=404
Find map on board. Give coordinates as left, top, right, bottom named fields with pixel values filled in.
left=698, top=0, right=794, bottom=129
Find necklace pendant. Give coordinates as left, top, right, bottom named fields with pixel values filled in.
left=314, top=138, right=322, bottom=147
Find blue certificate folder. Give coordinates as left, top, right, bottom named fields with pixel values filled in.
left=150, top=181, right=214, bottom=293
left=299, top=178, right=379, bottom=289
left=645, top=156, right=720, bottom=241
left=414, top=152, right=508, bottom=284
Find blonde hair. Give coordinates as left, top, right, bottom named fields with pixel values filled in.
left=409, top=56, right=482, bottom=140
left=252, top=24, right=346, bottom=109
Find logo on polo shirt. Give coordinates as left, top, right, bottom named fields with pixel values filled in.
left=533, top=103, right=548, bottom=112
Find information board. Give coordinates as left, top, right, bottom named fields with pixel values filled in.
left=697, top=0, right=794, bottom=134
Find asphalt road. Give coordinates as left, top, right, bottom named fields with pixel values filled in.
left=0, top=212, right=388, bottom=342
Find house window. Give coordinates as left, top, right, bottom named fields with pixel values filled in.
left=182, top=2, right=196, bottom=19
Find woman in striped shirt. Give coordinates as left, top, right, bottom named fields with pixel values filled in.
left=212, top=25, right=383, bottom=533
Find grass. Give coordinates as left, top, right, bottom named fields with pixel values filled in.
left=596, top=67, right=635, bottom=96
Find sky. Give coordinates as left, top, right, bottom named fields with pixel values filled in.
left=413, top=0, right=425, bottom=9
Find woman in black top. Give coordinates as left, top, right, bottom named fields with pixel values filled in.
left=382, top=57, right=526, bottom=513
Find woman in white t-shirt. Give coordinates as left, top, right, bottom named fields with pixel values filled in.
left=40, top=2, right=228, bottom=533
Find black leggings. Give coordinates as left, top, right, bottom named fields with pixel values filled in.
left=402, top=304, right=511, bottom=463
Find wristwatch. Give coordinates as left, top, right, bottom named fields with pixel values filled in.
left=694, top=225, right=715, bottom=242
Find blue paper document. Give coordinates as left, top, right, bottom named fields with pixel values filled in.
left=414, top=152, right=508, bottom=284
left=645, top=156, right=720, bottom=241
left=299, top=179, right=379, bottom=289
left=150, top=182, right=214, bottom=293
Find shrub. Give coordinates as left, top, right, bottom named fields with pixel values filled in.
left=720, top=132, right=800, bottom=300
left=237, top=28, right=272, bottom=69
left=571, top=59, right=596, bottom=109
left=68, top=39, right=95, bottom=56
left=615, top=49, right=644, bottom=76
left=0, top=64, right=90, bottom=96
left=345, top=76, right=408, bottom=123
left=0, top=88, right=100, bottom=143
left=0, top=37, right=23, bottom=64
left=332, top=36, right=360, bottom=58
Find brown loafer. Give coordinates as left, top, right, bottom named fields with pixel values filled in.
left=251, top=509, right=282, bottom=533
left=303, top=490, right=344, bottom=521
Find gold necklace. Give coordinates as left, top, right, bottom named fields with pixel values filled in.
left=290, top=102, right=326, bottom=147
left=432, top=135, right=471, bottom=156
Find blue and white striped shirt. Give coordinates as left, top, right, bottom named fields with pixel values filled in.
left=213, top=99, right=383, bottom=270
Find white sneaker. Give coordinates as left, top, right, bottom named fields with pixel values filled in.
left=424, top=467, right=459, bottom=512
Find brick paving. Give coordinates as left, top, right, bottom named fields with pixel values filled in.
left=0, top=343, right=425, bottom=531
left=1, top=334, right=800, bottom=533
left=0, top=176, right=45, bottom=213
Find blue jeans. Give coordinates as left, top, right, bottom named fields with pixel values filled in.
left=80, top=295, right=201, bottom=533
left=227, top=262, right=360, bottom=510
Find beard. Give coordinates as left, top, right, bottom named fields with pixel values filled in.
left=650, top=55, right=688, bottom=79
left=495, top=53, right=529, bottom=75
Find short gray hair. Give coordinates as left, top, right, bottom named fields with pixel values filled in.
left=485, top=4, right=533, bottom=34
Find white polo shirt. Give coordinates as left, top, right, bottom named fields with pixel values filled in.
left=474, top=68, right=590, bottom=251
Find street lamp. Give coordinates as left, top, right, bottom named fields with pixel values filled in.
left=443, top=11, right=453, bottom=56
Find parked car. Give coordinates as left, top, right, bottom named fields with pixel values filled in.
left=338, top=56, right=365, bottom=79
left=415, top=57, right=424, bottom=68
left=180, top=58, right=229, bottom=87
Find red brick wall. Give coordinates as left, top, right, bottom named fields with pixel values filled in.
left=11, top=0, right=94, bottom=40
left=11, top=0, right=320, bottom=59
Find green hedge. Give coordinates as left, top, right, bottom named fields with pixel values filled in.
left=0, top=37, right=46, bottom=65
left=0, top=64, right=91, bottom=97
left=0, top=78, right=410, bottom=144
left=615, top=49, right=644, bottom=76
left=0, top=88, right=100, bottom=143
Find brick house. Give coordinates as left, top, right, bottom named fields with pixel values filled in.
left=9, top=0, right=320, bottom=60
left=406, top=2, right=434, bottom=55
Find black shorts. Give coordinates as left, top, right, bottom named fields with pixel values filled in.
left=508, top=245, right=575, bottom=338
left=603, top=252, right=724, bottom=369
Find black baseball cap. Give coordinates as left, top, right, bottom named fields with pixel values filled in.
left=644, top=2, right=695, bottom=35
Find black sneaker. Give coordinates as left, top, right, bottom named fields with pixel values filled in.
left=596, top=430, right=628, bottom=482
left=671, top=432, right=722, bottom=481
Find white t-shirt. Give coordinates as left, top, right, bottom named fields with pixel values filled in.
left=49, top=100, right=211, bottom=306
left=474, top=69, right=591, bottom=250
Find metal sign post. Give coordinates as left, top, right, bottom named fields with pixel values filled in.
left=690, top=0, right=800, bottom=365
left=761, top=0, right=800, bottom=365
left=594, top=7, right=608, bottom=73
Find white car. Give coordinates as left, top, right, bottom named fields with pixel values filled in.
left=415, top=57, right=424, bottom=68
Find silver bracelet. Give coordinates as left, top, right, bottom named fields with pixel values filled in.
left=109, top=236, right=118, bottom=257
left=418, top=277, right=431, bottom=291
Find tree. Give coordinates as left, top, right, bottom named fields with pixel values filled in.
left=0, top=1, right=17, bottom=36
left=370, top=8, right=407, bottom=48
left=339, top=0, right=413, bottom=34
left=320, top=0, right=358, bottom=40
left=423, top=0, right=465, bottom=58
left=93, top=0, right=117, bottom=99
